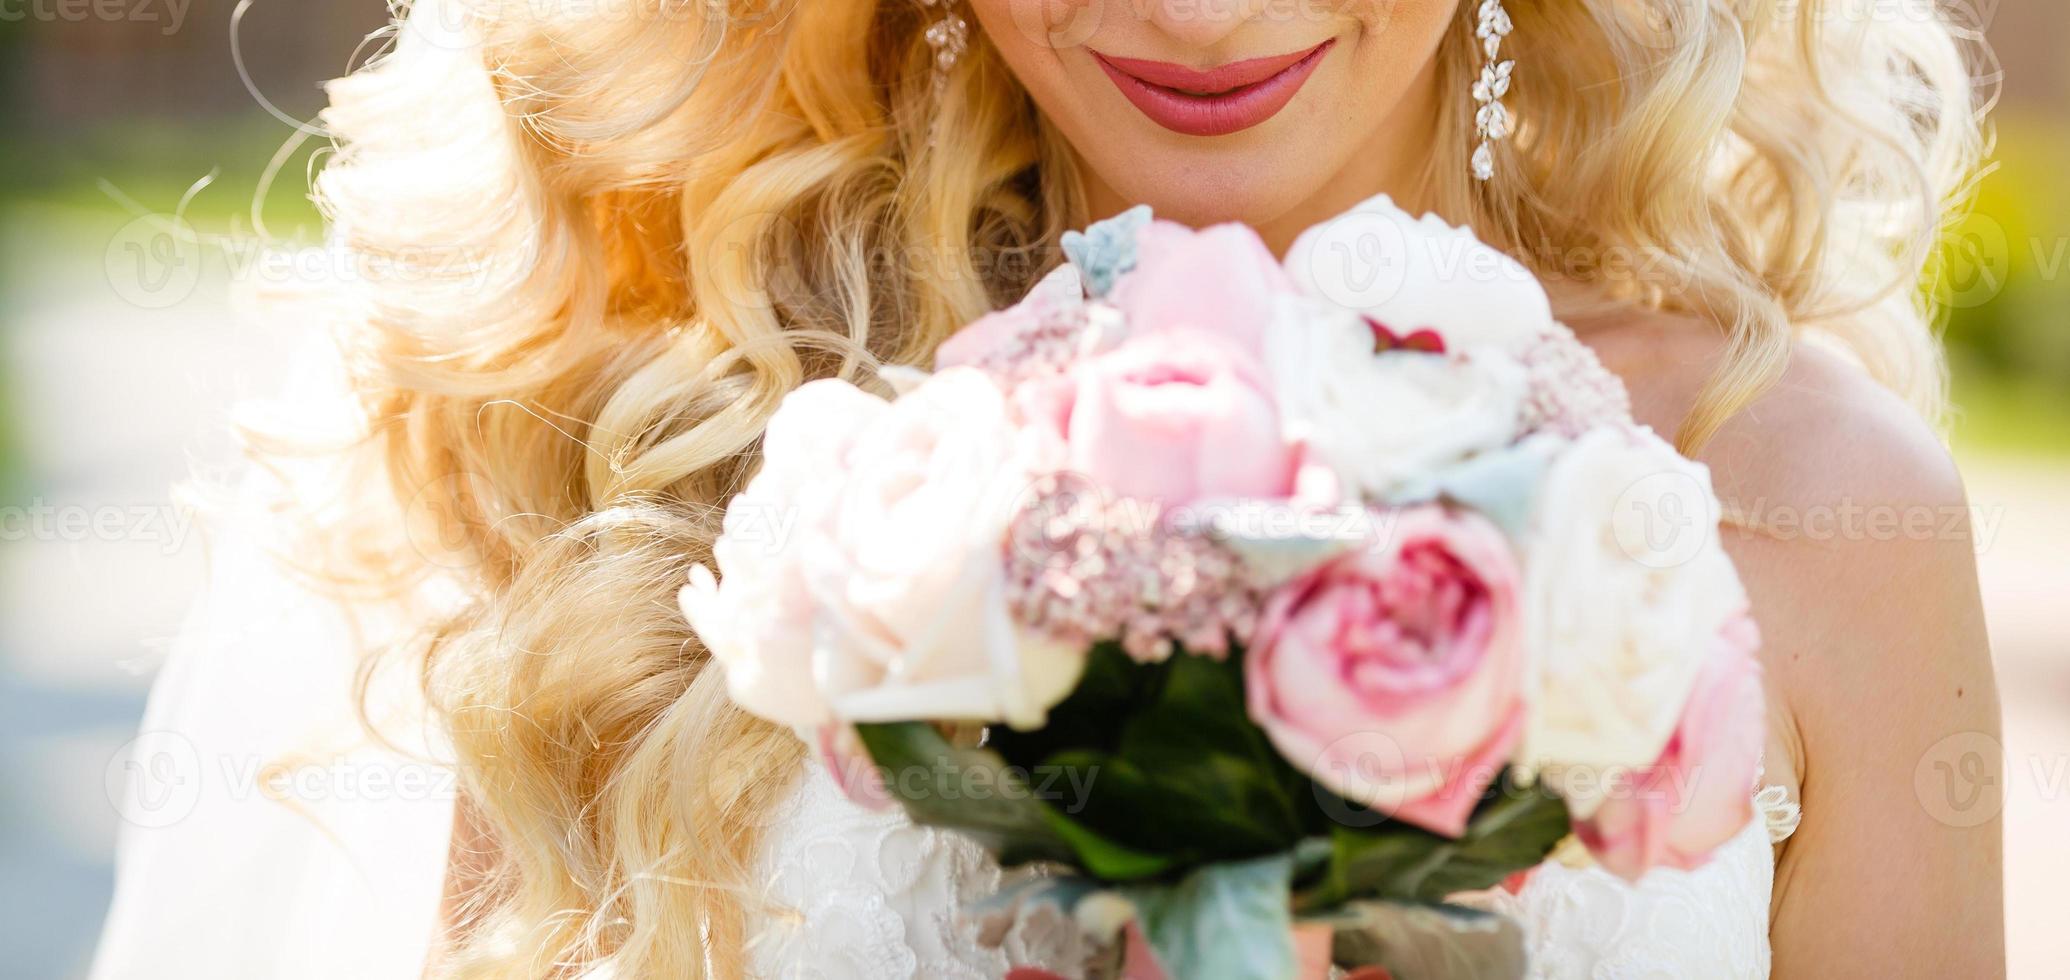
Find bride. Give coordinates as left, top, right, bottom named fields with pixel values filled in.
left=94, top=0, right=2003, bottom=976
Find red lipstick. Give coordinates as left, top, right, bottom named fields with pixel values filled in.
left=1093, top=40, right=1334, bottom=138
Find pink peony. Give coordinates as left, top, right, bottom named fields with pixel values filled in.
left=1573, top=613, right=1765, bottom=880
left=1246, top=506, right=1525, bottom=837
left=1109, top=220, right=1295, bottom=358
left=1018, top=330, right=1298, bottom=507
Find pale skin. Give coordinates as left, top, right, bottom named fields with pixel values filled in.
left=440, top=1, right=2006, bottom=973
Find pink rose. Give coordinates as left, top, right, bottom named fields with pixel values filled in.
left=1019, top=330, right=1298, bottom=506
left=1110, top=220, right=1295, bottom=358
left=935, top=264, right=1086, bottom=373
left=1573, top=614, right=1765, bottom=880
left=1247, top=506, right=1525, bottom=837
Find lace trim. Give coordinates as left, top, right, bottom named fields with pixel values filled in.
left=747, top=761, right=1091, bottom=978
left=1449, top=785, right=1795, bottom=979
left=1754, top=784, right=1801, bottom=844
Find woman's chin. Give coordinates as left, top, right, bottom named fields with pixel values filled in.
left=1080, top=156, right=1333, bottom=235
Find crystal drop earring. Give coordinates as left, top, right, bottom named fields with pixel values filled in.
left=1471, top=0, right=1515, bottom=182
left=921, top=0, right=969, bottom=148
left=923, top=0, right=969, bottom=96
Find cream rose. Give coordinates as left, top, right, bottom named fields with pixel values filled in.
left=1282, top=194, right=1553, bottom=354
left=803, top=367, right=1084, bottom=730
left=1516, top=426, right=1749, bottom=814
left=679, top=380, right=888, bottom=729
left=1573, top=613, right=1766, bottom=879
left=1267, top=301, right=1527, bottom=501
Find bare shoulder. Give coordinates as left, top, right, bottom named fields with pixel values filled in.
left=1581, top=314, right=1988, bottom=688
left=1581, top=313, right=1963, bottom=514
left=1582, top=313, right=2002, bottom=975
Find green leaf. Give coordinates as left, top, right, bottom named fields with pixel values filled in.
left=1042, top=750, right=1297, bottom=861
left=1296, top=828, right=1430, bottom=911
left=987, top=646, right=1316, bottom=869
left=855, top=721, right=1178, bottom=879
left=986, top=642, right=1143, bottom=766
left=1406, top=784, right=1571, bottom=900
left=1039, top=805, right=1178, bottom=881
left=852, top=722, right=1076, bottom=868
left=1326, top=900, right=1528, bottom=980
left=1120, top=854, right=1299, bottom=980
left=1296, top=776, right=1570, bottom=910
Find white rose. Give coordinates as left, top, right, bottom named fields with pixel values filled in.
left=805, top=367, right=1082, bottom=730
left=1267, top=299, right=1528, bottom=500
left=1284, top=193, right=1553, bottom=353
left=680, top=380, right=889, bottom=729
left=1516, top=426, right=1749, bottom=813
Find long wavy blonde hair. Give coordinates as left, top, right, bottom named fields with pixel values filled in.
left=303, top=0, right=1984, bottom=974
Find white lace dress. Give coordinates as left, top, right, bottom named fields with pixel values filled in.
left=745, top=760, right=1800, bottom=979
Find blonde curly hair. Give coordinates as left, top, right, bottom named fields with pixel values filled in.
left=301, top=0, right=1984, bottom=974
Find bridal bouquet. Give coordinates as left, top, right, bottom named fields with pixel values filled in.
left=681, top=197, right=1766, bottom=979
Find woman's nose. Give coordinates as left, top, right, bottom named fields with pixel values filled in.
left=1140, top=0, right=1262, bottom=51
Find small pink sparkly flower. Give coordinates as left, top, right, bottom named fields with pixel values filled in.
left=1004, top=475, right=1263, bottom=662
left=1518, top=327, right=1633, bottom=437
left=935, top=265, right=1093, bottom=384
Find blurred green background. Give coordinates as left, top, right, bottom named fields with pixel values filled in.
left=1936, top=109, right=2070, bottom=457
left=0, top=2, right=2063, bottom=978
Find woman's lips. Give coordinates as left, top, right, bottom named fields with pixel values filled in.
left=1093, top=40, right=1334, bottom=138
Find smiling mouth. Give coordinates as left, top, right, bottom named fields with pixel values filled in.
left=1092, top=39, right=1335, bottom=138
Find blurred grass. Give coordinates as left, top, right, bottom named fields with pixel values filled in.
left=1951, top=369, right=2070, bottom=458
left=1936, top=109, right=2070, bottom=459
left=0, top=368, right=18, bottom=506
left=0, top=114, right=326, bottom=235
